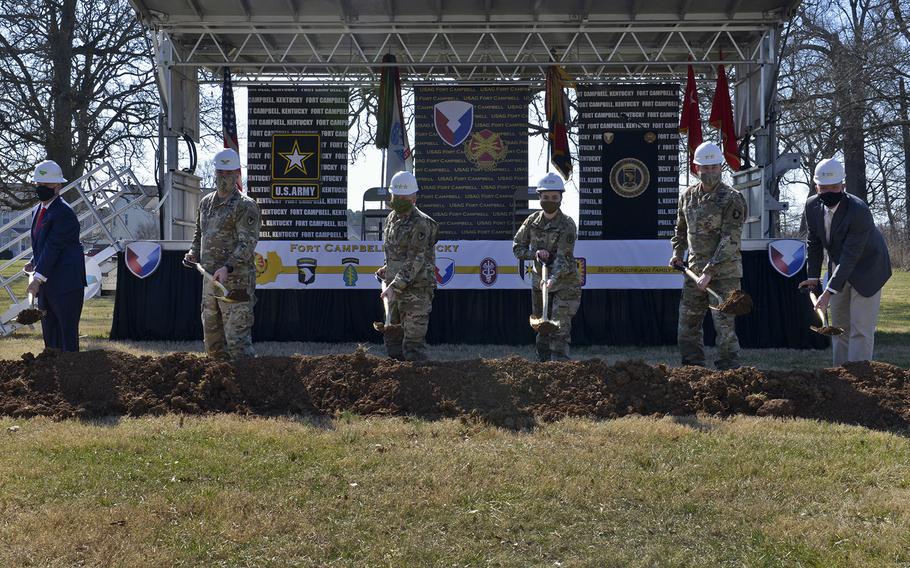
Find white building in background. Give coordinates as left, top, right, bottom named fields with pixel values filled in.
left=0, top=209, right=31, bottom=257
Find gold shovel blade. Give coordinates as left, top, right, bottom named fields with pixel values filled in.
left=530, top=316, right=559, bottom=335
left=811, top=325, right=844, bottom=336
left=382, top=324, right=404, bottom=340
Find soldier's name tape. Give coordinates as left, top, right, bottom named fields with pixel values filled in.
left=254, top=240, right=683, bottom=290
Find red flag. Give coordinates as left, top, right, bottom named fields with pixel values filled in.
left=709, top=55, right=741, bottom=171
left=678, top=62, right=703, bottom=175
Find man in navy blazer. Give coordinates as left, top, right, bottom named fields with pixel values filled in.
left=799, top=158, right=891, bottom=365
left=24, top=160, right=87, bottom=352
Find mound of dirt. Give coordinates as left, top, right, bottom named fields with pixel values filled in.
left=1, top=351, right=908, bottom=430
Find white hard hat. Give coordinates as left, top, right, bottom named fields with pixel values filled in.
left=813, top=158, right=845, bottom=185
left=389, top=171, right=418, bottom=196
left=692, top=142, right=724, bottom=166
left=32, top=160, right=67, bottom=184
left=536, top=172, right=565, bottom=193
left=213, top=148, right=241, bottom=171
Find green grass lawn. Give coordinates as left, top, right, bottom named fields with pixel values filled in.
left=877, top=268, right=910, bottom=346
left=1, top=269, right=909, bottom=565
left=1, top=415, right=908, bottom=567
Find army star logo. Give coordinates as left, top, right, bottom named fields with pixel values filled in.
left=279, top=140, right=315, bottom=176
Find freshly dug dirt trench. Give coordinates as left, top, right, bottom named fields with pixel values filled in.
left=1, top=350, right=908, bottom=430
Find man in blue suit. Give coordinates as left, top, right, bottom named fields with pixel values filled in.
left=799, top=158, right=892, bottom=365
left=25, top=160, right=86, bottom=352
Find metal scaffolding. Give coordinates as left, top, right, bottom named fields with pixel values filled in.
left=130, top=0, right=799, bottom=239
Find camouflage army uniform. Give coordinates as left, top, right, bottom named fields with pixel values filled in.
left=671, top=181, right=746, bottom=369
left=189, top=189, right=261, bottom=360
left=512, top=210, right=581, bottom=361
left=381, top=206, right=438, bottom=361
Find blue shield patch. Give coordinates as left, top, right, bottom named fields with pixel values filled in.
left=434, top=100, right=474, bottom=147
left=768, top=239, right=807, bottom=278
left=435, top=257, right=456, bottom=286
left=125, top=241, right=162, bottom=279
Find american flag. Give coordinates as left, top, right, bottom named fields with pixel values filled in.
left=222, top=67, right=242, bottom=191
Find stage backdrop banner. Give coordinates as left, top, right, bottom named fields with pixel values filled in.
left=253, top=240, right=681, bottom=290
left=247, top=87, right=348, bottom=240
left=414, top=85, right=528, bottom=240
left=577, top=84, right=679, bottom=239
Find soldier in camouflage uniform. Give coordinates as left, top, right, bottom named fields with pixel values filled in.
left=375, top=171, right=439, bottom=361
left=184, top=148, right=261, bottom=360
left=513, top=172, right=581, bottom=362
left=670, top=142, right=746, bottom=370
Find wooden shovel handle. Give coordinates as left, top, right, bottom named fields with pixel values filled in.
left=381, top=281, right=392, bottom=326
left=676, top=265, right=725, bottom=303
left=808, top=291, right=829, bottom=327
left=192, top=262, right=230, bottom=297
left=541, top=263, right=550, bottom=316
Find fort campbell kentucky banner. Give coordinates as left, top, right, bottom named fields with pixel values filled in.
left=253, top=240, right=682, bottom=290
left=247, top=87, right=349, bottom=240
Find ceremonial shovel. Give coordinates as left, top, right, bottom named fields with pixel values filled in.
left=529, top=263, right=559, bottom=335
left=802, top=287, right=844, bottom=336
left=183, top=260, right=249, bottom=303
left=673, top=264, right=753, bottom=316
left=372, top=281, right=402, bottom=336
left=15, top=268, right=45, bottom=325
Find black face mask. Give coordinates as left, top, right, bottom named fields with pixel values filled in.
left=818, top=191, right=845, bottom=207
left=540, top=201, right=560, bottom=214
left=36, top=185, right=55, bottom=201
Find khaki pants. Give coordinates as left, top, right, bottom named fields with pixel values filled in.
left=828, top=282, right=882, bottom=366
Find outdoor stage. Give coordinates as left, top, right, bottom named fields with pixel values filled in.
left=109, top=0, right=808, bottom=349
left=111, top=242, right=827, bottom=349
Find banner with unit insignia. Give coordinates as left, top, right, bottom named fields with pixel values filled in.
left=577, top=84, right=679, bottom=239
left=247, top=87, right=348, bottom=240
left=253, top=240, right=680, bottom=289
left=415, top=86, right=528, bottom=240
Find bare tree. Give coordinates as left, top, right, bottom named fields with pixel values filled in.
left=777, top=0, right=909, bottom=205
left=0, top=0, right=157, bottom=208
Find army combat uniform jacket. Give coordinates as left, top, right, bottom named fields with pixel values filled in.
left=190, top=189, right=261, bottom=293
left=671, top=181, right=746, bottom=279
left=382, top=207, right=439, bottom=292
left=512, top=210, right=580, bottom=291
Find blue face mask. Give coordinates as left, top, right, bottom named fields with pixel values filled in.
left=819, top=191, right=845, bottom=207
